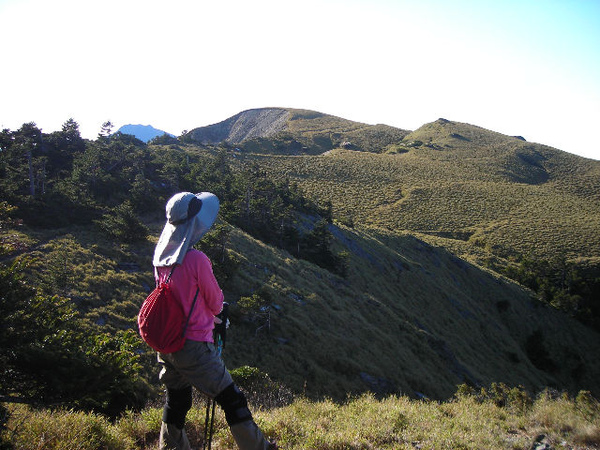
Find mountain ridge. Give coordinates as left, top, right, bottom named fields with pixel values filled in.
left=124, top=105, right=600, bottom=165
left=182, top=107, right=411, bottom=154
left=174, top=106, right=600, bottom=277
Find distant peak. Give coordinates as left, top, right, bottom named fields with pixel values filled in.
left=115, top=124, right=174, bottom=143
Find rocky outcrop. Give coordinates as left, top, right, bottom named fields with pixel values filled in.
left=186, top=108, right=290, bottom=144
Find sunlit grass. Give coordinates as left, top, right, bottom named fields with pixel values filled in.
left=4, top=389, right=599, bottom=449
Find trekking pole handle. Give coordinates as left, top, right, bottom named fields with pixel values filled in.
left=214, top=302, right=229, bottom=348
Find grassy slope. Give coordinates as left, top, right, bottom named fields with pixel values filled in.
left=3, top=114, right=600, bottom=448
left=212, top=117, right=600, bottom=400
left=245, top=120, right=600, bottom=264
left=9, top=115, right=599, bottom=402
left=220, top=223, right=600, bottom=401
left=11, top=216, right=599, bottom=402
left=9, top=221, right=599, bottom=446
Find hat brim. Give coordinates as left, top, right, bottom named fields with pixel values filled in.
left=153, top=192, right=220, bottom=267
left=193, top=192, right=220, bottom=237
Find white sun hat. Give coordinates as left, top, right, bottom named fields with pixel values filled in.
left=153, top=191, right=220, bottom=267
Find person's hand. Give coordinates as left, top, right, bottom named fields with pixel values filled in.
left=214, top=316, right=222, bottom=324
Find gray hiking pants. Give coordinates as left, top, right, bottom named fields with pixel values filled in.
left=158, top=340, right=270, bottom=450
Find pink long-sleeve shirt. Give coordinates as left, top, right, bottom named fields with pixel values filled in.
left=155, top=249, right=224, bottom=343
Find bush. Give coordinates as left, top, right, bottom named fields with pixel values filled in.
left=455, top=382, right=533, bottom=413
left=96, top=201, right=149, bottom=243
left=231, top=366, right=293, bottom=409
left=0, top=261, right=152, bottom=419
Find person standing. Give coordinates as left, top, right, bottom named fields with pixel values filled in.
left=152, top=191, right=276, bottom=450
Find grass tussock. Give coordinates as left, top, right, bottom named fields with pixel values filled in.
left=3, top=388, right=599, bottom=449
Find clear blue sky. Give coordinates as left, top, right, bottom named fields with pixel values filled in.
left=1, top=0, right=599, bottom=160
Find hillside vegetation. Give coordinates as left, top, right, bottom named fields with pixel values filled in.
left=181, top=110, right=600, bottom=397
left=246, top=118, right=600, bottom=262
left=5, top=388, right=600, bottom=449
left=1, top=111, right=600, bottom=448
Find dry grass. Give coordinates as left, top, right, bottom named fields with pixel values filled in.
left=4, top=390, right=599, bottom=449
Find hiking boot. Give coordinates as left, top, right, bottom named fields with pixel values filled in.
left=268, top=441, right=279, bottom=449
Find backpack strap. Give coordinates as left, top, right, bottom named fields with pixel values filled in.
left=155, top=264, right=199, bottom=339
left=181, top=287, right=200, bottom=338
left=166, top=265, right=177, bottom=283
left=154, top=265, right=177, bottom=287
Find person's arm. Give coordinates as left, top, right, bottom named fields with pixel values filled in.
left=197, top=252, right=224, bottom=316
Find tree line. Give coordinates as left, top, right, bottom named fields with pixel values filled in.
left=0, top=119, right=347, bottom=417
left=0, top=120, right=346, bottom=273
left=500, top=255, right=600, bottom=331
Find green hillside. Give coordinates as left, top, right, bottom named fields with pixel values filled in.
left=1, top=112, right=600, bottom=435
left=221, top=223, right=600, bottom=401
left=196, top=112, right=600, bottom=398
left=245, top=118, right=600, bottom=265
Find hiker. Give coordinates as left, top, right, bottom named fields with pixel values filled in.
left=153, top=191, right=276, bottom=450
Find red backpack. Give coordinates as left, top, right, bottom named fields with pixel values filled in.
left=138, top=266, right=199, bottom=353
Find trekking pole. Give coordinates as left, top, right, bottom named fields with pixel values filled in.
left=203, top=303, right=229, bottom=450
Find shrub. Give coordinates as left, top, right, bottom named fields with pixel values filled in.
left=0, top=261, right=152, bottom=419
left=230, top=366, right=293, bottom=409
left=95, top=201, right=149, bottom=243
